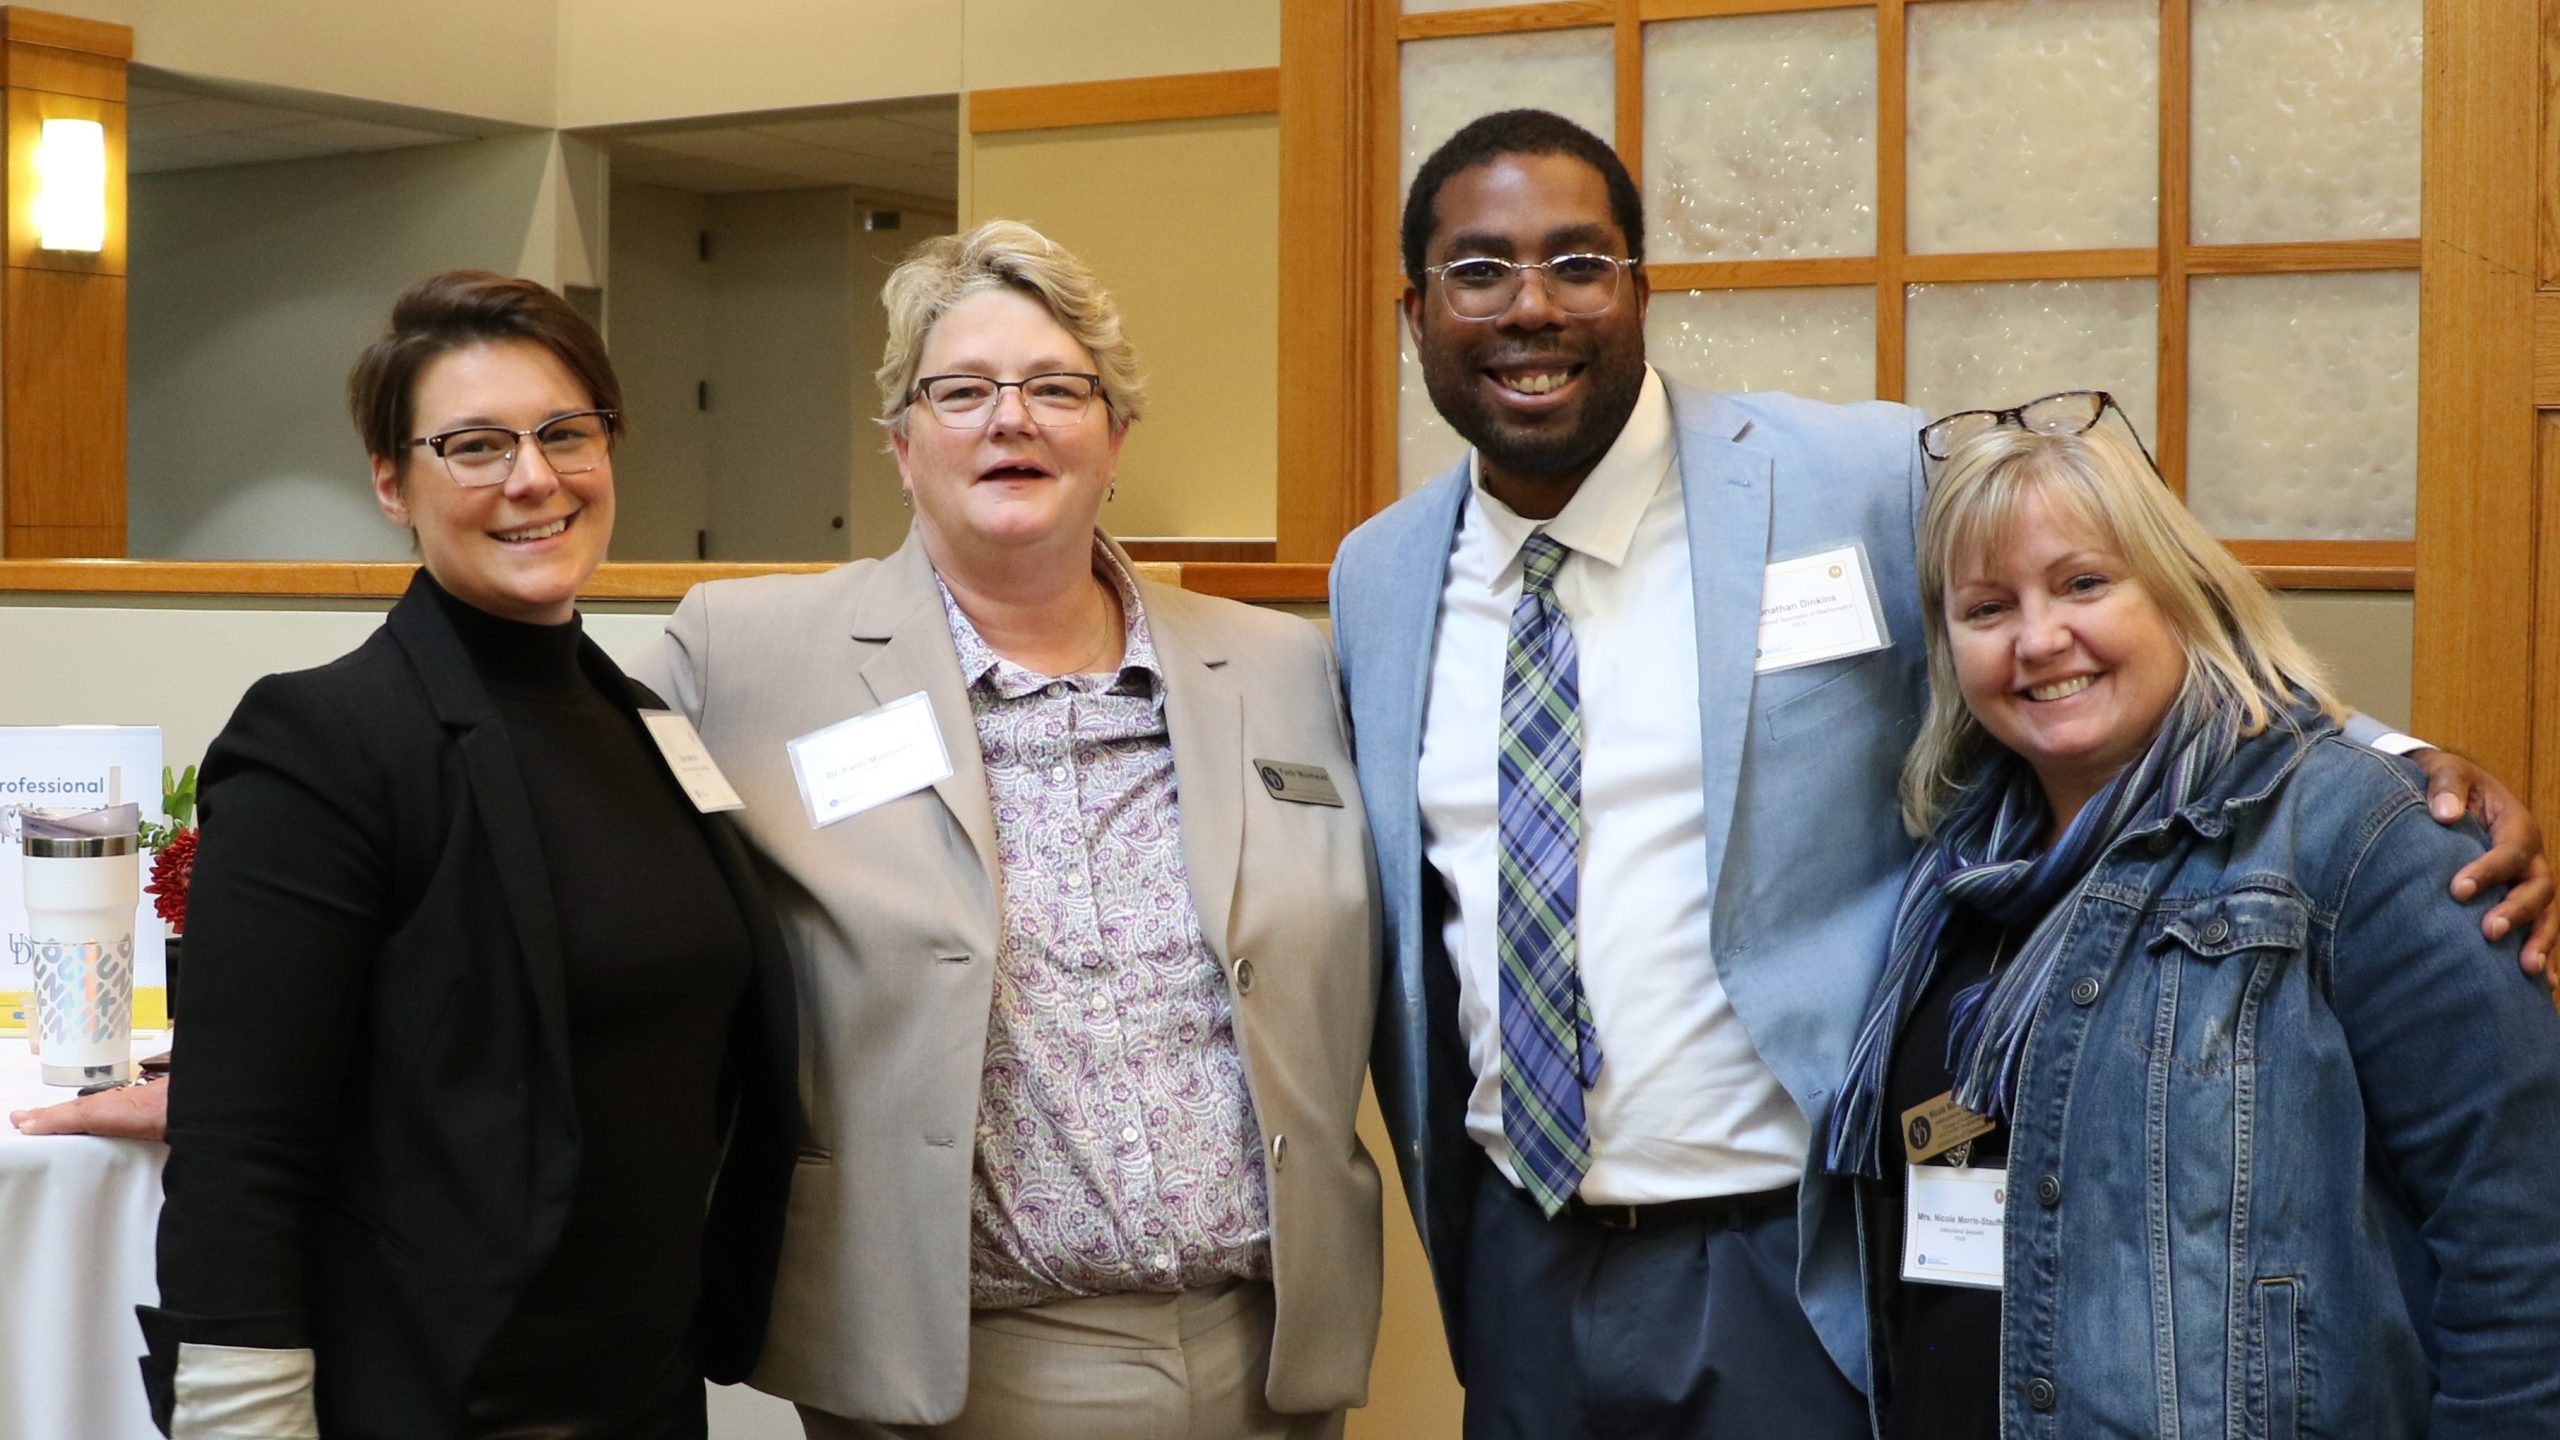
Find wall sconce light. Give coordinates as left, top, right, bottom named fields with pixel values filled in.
left=36, top=118, right=108, bottom=253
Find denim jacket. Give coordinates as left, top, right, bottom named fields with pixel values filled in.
left=1856, top=715, right=2560, bottom=1438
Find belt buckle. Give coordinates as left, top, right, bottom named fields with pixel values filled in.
left=1587, top=1202, right=1640, bottom=1231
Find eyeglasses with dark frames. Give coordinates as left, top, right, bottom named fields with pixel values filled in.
left=409, top=409, right=619, bottom=488
left=912, top=372, right=1105, bottom=430
left=1421, top=253, right=1639, bottom=321
left=1918, top=390, right=2159, bottom=475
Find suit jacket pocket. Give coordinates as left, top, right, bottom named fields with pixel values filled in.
left=1761, top=653, right=1885, bottom=743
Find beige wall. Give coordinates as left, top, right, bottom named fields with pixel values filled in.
left=960, top=0, right=1277, bottom=90
left=967, top=114, right=1280, bottom=542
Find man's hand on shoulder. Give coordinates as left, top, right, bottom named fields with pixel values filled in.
left=2409, top=747, right=2556, bottom=980
left=9, top=1077, right=169, bottom=1140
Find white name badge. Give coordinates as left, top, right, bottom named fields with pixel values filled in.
left=786, top=692, right=954, bottom=828
left=1755, top=543, right=1891, bottom=674
left=638, top=711, right=745, bottom=814
left=1903, top=1164, right=2007, bottom=1291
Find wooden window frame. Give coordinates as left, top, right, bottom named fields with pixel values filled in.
left=1280, top=0, right=2424, bottom=594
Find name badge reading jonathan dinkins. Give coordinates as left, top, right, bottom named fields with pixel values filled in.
left=1254, top=760, right=1344, bottom=807
left=1755, top=542, right=1891, bottom=674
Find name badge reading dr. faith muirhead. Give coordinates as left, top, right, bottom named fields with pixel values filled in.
left=1254, top=760, right=1344, bottom=807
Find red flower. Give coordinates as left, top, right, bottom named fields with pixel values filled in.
left=148, top=826, right=198, bottom=932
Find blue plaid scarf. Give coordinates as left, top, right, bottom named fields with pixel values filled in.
left=1821, top=695, right=2239, bottom=1180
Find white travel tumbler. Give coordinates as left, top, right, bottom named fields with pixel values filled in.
left=21, top=831, right=139, bottom=1087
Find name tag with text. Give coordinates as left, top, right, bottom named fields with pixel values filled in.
left=1755, top=543, right=1890, bottom=673
left=786, top=692, right=954, bottom=828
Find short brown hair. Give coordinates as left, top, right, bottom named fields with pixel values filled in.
left=347, top=270, right=622, bottom=462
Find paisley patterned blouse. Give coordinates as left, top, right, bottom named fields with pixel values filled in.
left=937, top=550, right=1271, bottom=1310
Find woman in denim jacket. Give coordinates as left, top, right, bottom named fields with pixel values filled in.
left=1821, top=394, right=2560, bottom=1439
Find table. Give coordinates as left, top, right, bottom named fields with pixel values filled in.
left=0, top=1042, right=166, bottom=1440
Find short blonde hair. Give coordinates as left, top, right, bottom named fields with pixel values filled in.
left=1901, top=420, right=2344, bottom=835
left=874, top=220, right=1145, bottom=437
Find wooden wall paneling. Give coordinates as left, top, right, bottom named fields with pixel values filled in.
left=1279, top=0, right=1381, bottom=562
left=2537, top=416, right=2560, bottom=843
left=1614, top=0, right=1643, bottom=181
left=3, top=264, right=120, bottom=530
left=2155, top=0, right=2191, bottom=497
left=2222, top=539, right=2414, bottom=591
left=1394, top=3, right=1615, bottom=41
left=1369, top=0, right=1403, bottom=526
left=1875, top=0, right=1907, bottom=402
left=2533, top=290, right=2560, bottom=406
left=2414, top=0, right=2538, bottom=778
left=965, top=69, right=1281, bottom=133
left=2542, top=0, right=2560, bottom=287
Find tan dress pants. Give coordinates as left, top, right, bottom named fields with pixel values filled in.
left=795, top=1280, right=1345, bottom=1440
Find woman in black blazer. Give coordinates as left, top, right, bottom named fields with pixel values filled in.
left=136, top=271, right=798, bottom=1440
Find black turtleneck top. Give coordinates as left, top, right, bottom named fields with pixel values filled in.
left=425, top=577, right=752, bottom=1440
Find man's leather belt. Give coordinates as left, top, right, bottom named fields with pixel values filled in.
left=1564, top=1183, right=1797, bottom=1232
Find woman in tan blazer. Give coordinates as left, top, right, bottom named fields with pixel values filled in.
left=635, top=221, right=1383, bottom=1440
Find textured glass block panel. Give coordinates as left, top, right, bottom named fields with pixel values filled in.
left=1643, top=10, right=1877, bottom=261
left=1907, top=0, right=2158, bottom=253
left=1400, top=331, right=1473, bottom=494
left=1401, top=29, right=1616, bottom=197
left=1905, top=279, right=2159, bottom=444
left=2191, top=0, right=2420, bottom=243
left=2186, top=271, right=2415, bottom=539
left=1646, top=287, right=1877, bottom=403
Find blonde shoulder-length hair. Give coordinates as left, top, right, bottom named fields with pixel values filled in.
left=1901, top=419, right=2344, bottom=836
left=873, top=219, right=1147, bottom=439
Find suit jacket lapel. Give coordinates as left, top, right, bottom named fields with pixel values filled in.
left=1377, top=465, right=1473, bottom=870
left=1149, top=581, right=1243, bottom=965
left=1670, top=385, right=1775, bottom=904
left=384, top=575, right=575, bottom=1094
left=851, top=531, right=1001, bottom=885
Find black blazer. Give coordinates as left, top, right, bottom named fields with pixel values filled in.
left=138, top=575, right=799, bottom=1438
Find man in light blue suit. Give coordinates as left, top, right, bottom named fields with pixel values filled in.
left=1329, top=110, right=2551, bottom=1440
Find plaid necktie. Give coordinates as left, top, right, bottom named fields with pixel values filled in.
left=1497, top=531, right=1603, bottom=1216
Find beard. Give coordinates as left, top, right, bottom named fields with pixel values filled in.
left=1417, top=336, right=1648, bottom=482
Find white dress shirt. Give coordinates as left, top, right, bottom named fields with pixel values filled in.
left=1418, top=366, right=1806, bottom=1205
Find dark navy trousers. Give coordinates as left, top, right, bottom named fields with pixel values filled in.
left=1460, top=1165, right=1869, bottom=1440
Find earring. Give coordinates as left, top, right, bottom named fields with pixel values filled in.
left=899, top=490, right=911, bottom=509
left=1106, top=483, right=1117, bottom=504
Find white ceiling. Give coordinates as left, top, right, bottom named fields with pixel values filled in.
left=598, top=97, right=958, bottom=203
left=127, top=80, right=477, bottom=173
left=124, top=73, right=959, bottom=206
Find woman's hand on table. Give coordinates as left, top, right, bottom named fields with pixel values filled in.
left=10, top=1078, right=169, bottom=1140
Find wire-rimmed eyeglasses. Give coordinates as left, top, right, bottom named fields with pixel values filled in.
left=1918, top=390, right=2159, bottom=474
left=912, top=372, right=1105, bottom=430
left=1421, top=253, right=1638, bottom=321
left=409, top=410, right=619, bottom=488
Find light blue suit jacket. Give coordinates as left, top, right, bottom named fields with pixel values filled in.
left=1329, top=381, right=1930, bottom=1391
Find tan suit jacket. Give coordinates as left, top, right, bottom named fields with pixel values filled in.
left=639, top=531, right=1383, bottom=1426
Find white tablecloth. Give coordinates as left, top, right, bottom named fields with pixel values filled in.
left=0, top=1045, right=165, bottom=1440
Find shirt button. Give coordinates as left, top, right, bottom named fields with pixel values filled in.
left=2036, top=1174, right=2063, bottom=1208
left=2146, top=832, right=2173, bottom=856
left=1050, top=764, right=1069, bottom=782
left=1269, top=1134, right=1287, bottom=1170
left=2202, top=917, right=2230, bottom=945
left=1233, top=957, right=1256, bottom=994
left=2069, top=977, right=2102, bottom=1006
left=1121, top=1125, right=1141, bottom=1144
left=2026, top=1377, right=2058, bottom=1412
